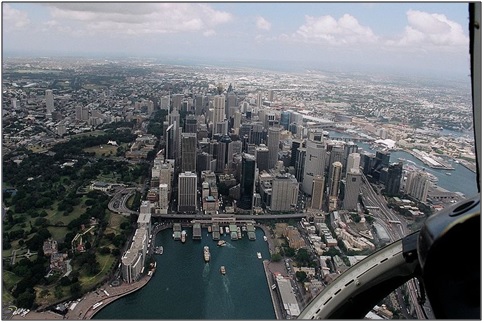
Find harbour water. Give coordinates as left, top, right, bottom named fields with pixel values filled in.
left=94, top=227, right=275, bottom=320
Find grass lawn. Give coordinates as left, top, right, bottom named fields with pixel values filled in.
left=49, top=196, right=88, bottom=226
left=48, top=226, right=69, bottom=242
left=79, top=253, right=116, bottom=291
left=83, top=144, right=118, bottom=158
left=104, top=212, right=128, bottom=236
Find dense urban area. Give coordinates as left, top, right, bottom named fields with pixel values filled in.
left=2, top=56, right=476, bottom=320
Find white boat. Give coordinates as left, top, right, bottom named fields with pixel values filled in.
left=446, top=172, right=452, bottom=175
left=220, top=266, right=226, bottom=275
left=155, top=246, right=164, bottom=254
left=225, top=227, right=230, bottom=234
left=257, top=252, right=262, bottom=259
left=263, top=236, right=268, bottom=242
left=217, top=240, right=226, bottom=247
left=208, top=226, right=212, bottom=233
left=220, top=227, right=224, bottom=234
left=181, top=230, right=187, bottom=243
left=203, top=246, right=210, bottom=262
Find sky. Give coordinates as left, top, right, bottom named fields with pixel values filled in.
left=2, top=2, right=472, bottom=78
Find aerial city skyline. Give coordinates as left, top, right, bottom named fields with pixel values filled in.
left=2, top=2, right=478, bottom=321
left=4, top=2, right=470, bottom=77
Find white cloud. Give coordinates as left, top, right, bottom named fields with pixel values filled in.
left=45, top=3, right=233, bottom=35
left=293, top=14, right=378, bottom=45
left=387, top=10, right=468, bottom=49
left=256, top=16, right=271, bottom=31
left=3, top=4, right=30, bottom=29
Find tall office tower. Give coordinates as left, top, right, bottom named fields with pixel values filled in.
left=343, top=170, right=362, bottom=211
left=172, top=94, right=183, bottom=112
left=302, top=140, right=326, bottom=195
left=213, top=95, right=226, bottom=124
left=226, top=92, right=237, bottom=116
left=268, top=89, right=274, bottom=102
left=194, top=94, right=204, bottom=115
left=328, top=145, right=345, bottom=180
left=346, top=152, right=361, bottom=176
left=255, top=145, right=270, bottom=172
left=239, top=153, right=256, bottom=210
left=165, top=123, right=175, bottom=160
left=233, top=111, right=242, bottom=134
left=344, top=142, right=359, bottom=171
left=185, top=115, right=198, bottom=133
left=405, top=170, right=430, bottom=202
left=251, top=123, right=265, bottom=145
left=295, top=147, right=306, bottom=182
left=267, top=127, right=281, bottom=170
left=280, top=111, right=290, bottom=130
left=214, top=120, right=228, bottom=135
left=197, top=152, right=213, bottom=174
left=181, top=133, right=197, bottom=172
left=239, top=123, right=252, bottom=143
left=178, top=172, right=198, bottom=213
left=290, top=139, right=304, bottom=167
left=310, top=175, right=325, bottom=210
left=270, top=174, right=299, bottom=212
left=265, top=112, right=276, bottom=129
left=45, top=89, right=54, bottom=116
left=373, top=150, right=391, bottom=182
left=290, top=111, right=304, bottom=125
left=257, top=91, right=262, bottom=109
left=385, top=162, right=403, bottom=196
left=361, top=152, right=376, bottom=176
left=160, top=95, right=170, bottom=111
left=329, top=161, right=343, bottom=198
left=215, top=135, right=231, bottom=173
left=159, top=184, right=169, bottom=214
left=227, top=140, right=242, bottom=163
left=168, top=111, right=181, bottom=162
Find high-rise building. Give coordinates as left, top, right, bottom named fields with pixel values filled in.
left=178, top=172, right=198, bottom=213
left=213, top=95, right=226, bottom=124
left=295, top=147, right=306, bottom=183
left=267, top=127, right=281, bottom=170
left=329, top=161, right=343, bottom=198
left=280, top=111, right=290, bottom=130
left=159, top=184, right=169, bottom=214
left=194, top=94, right=204, bottom=115
left=239, top=153, right=256, bottom=210
left=328, top=145, right=345, bottom=180
left=346, top=152, right=361, bottom=176
left=405, top=170, right=430, bottom=202
left=270, top=174, right=299, bottom=212
left=344, top=142, right=359, bottom=172
left=385, top=162, right=403, bottom=196
left=184, top=115, right=198, bottom=133
left=251, top=123, right=265, bottom=145
left=160, top=95, right=170, bottom=111
left=290, top=139, right=304, bottom=167
left=172, top=94, right=183, bottom=112
left=255, top=145, right=270, bottom=172
left=310, top=175, right=325, bottom=210
left=343, top=170, right=362, bottom=211
left=373, top=150, right=391, bottom=182
left=302, top=140, right=326, bottom=195
left=181, top=133, right=197, bottom=172
left=228, top=140, right=242, bottom=163
left=45, top=89, right=54, bottom=115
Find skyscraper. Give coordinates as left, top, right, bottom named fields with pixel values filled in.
left=329, top=161, right=343, bottom=198
left=343, top=170, right=362, bottom=211
left=178, top=172, right=197, bottom=213
left=310, top=175, right=325, bottom=210
left=270, top=174, right=299, bottom=212
left=239, top=153, right=256, bottom=210
left=45, top=89, right=54, bottom=116
left=213, top=95, right=226, bottom=124
left=346, top=152, right=361, bottom=176
left=302, top=140, right=326, bottom=195
left=159, top=184, right=169, bottom=214
left=385, top=162, right=403, bottom=196
left=181, top=133, right=197, bottom=172
left=405, top=170, right=430, bottom=202
left=255, top=145, right=270, bottom=172
left=267, top=127, right=281, bottom=170
left=184, top=115, right=198, bottom=133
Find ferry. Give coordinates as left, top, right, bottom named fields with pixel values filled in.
left=220, top=227, right=224, bottom=234
left=181, top=230, right=187, bottom=243
left=217, top=240, right=226, bottom=247
left=208, top=226, right=212, bottom=233
left=225, top=227, right=230, bottom=234
left=220, top=266, right=226, bottom=275
left=257, top=252, right=262, bottom=259
left=204, top=246, right=210, bottom=262
left=154, top=246, right=164, bottom=255
left=263, top=236, right=268, bottom=242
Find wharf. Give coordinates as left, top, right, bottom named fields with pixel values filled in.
left=192, top=222, right=202, bottom=240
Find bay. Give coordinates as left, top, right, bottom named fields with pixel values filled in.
left=94, top=227, right=275, bottom=320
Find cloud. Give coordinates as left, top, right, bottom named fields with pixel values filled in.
left=387, top=10, right=468, bottom=49
left=45, top=3, right=233, bottom=35
left=293, top=14, right=378, bottom=45
left=256, top=16, right=271, bottom=31
left=3, top=4, right=30, bottom=29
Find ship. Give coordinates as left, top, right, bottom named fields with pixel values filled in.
left=225, top=227, right=230, bottom=234
left=257, top=252, right=262, bottom=259
left=263, top=235, right=268, bottom=242
left=203, top=246, right=210, bottom=262
left=220, top=226, right=224, bottom=234
left=208, top=225, right=212, bottom=233
left=217, top=240, right=226, bottom=247
left=181, top=230, right=187, bottom=243
left=237, top=227, right=242, bottom=239
left=154, top=246, right=164, bottom=254
left=220, top=266, right=226, bottom=275
left=446, top=172, right=452, bottom=175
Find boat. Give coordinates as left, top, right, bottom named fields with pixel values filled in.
left=446, top=172, right=452, bottom=175
left=217, top=240, right=226, bottom=247
left=208, top=226, right=212, bottom=233
left=263, top=236, right=268, bottom=242
left=181, top=230, right=187, bottom=243
left=154, top=246, right=164, bottom=255
left=203, top=246, right=210, bottom=262
left=220, top=227, right=224, bottom=234
left=225, top=227, right=230, bottom=234
left=237, top=227, right=242, bottom=239
left=220, top=266, right=226, bottom=275
left=257, top=252, right=262, bottom=259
